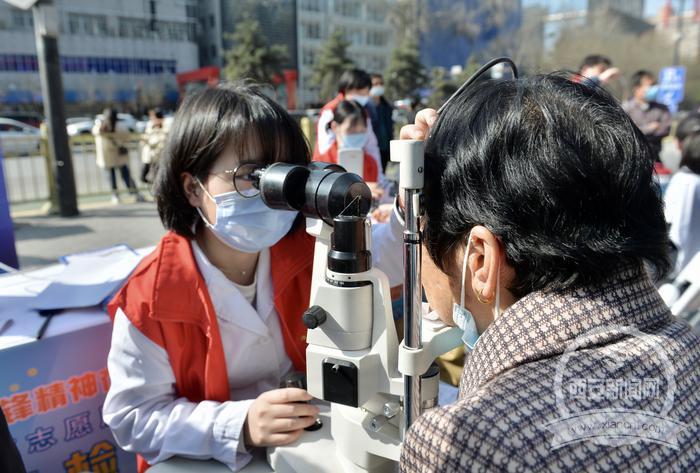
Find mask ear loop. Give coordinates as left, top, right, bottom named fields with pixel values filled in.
left=494, top=257, right=502, bottom=320
left=460, top=231, right=473, bottom=308
left=194, top=177, right=216, bottom=227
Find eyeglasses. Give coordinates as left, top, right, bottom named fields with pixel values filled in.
left=210, top=162, right=263, bottom=198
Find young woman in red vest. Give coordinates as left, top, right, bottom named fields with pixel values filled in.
left=316, top=100, right=379, bottom=183
left=102, top=84, right=404, bottom=472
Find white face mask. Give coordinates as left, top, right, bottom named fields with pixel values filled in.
left=452, top=231, right=501, bottom=350
left=196, top=180, right=298, bottom=253
left=346, top=94, right=370, bottom=107
left=370, top=86, right=385, bottom=97
left=340, top=131, right=368, bottom=149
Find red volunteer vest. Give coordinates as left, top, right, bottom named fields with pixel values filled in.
left=107, top=225, right=314, bottom=472
left=317, top=141, right=379, bottom=183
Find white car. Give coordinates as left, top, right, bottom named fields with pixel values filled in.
left=66, top=118, right=96, bottom=136
left=0, top=117, right=41, bottom=156
left=66, top=113, right=138, bottom=136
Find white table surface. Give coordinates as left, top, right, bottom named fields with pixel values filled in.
left=0, top=246, right=153, bottom=349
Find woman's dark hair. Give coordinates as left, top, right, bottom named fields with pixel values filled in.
left=579, top=54, right=611, bottom=72
left=338, top=68, right=372, bottom=94
left=101, top=108, right=117, bottom=133
left=423, top=72, right=670, bottom=297
left=331, top=100, right=366, bottom=129
left=154, top=83, right=311, bottom=237
left=151, top=108, right=164, bottom=119
left=631, top=70, right=654, bottom=88
left=677, top=113, right=700, bottom=174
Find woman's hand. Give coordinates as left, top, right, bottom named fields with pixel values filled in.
left=371, top=203, right=394, bottom=223
left=399, top=109, right=438, bottom=141
left=367, top=182, right=384, bottom=201
left=244, top=388, right=320, bottom=448
left=394, top=108, right=438, bottom=211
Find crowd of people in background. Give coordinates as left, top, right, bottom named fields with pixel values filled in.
left=27, top=56, right=696, bottom=280
left=3, top=53, right=700, bottom=472
left=577, top=54, right=699, bottom=278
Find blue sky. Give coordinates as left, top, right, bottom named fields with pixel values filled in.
left=522, top=0, right=693, bottom=18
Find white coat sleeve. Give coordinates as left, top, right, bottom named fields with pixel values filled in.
left=370, top=198, right=405, bottom=287
left=316, top=109, right=335, bottom=155
left=103, top=309, right=254, bottom=471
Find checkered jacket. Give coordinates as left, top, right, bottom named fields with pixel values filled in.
left=400, top=265, right=700, bottom=472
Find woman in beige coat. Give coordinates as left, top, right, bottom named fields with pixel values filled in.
left=139, top=108, right=167, bottom=184
left=92, top=108, right=142, bottom=204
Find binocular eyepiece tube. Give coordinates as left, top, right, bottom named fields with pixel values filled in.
left=256, top=162, right=372, bottom=224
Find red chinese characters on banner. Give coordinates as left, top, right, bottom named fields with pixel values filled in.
left=1, top=368, right=111, bottom=425
left=98, top=367, right=110, bottom=393
left=0, top=392, right=34, bottom=424
left=68, top=372, right=98, bottom=403
left=34, top=381, right=69, bottom=413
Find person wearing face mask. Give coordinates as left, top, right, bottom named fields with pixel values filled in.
left=623, top=70, right=671, bottom=162
left=316, top=100, right=378, bottom=183
left=399, top=74, right=700, bottom=471
left=313, top=68, right=385, bottom=183
left=367, top=73, right=394, bottom=172
left=102, top=84, right=405, bottom=472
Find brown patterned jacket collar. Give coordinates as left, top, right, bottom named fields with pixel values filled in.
left=460, top=263, right=674, bottom=398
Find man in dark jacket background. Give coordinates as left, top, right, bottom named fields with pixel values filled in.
left=368, top=73, right=394, bottom=172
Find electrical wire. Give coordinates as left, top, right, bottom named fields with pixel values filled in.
left=437, top=57, right=519, bottom=115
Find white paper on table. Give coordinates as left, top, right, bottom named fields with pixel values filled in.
left=0, top=265, right=64, bottom=314
left=0, top=309, right=44, bottom=349
left=30, top=249, right=142, bottom=311
left=60, top=243, right=137, bottom=264
left=0, top=307, right=110, bottom=349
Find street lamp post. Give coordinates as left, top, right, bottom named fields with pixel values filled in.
left=673, top=0, right=687, bottom=66
left=4, top=0, right=78, bottom=216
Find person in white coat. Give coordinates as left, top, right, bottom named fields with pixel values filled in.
left=665, top=113, right=700, bottom=275
left=102, top=84, right=404, bottom=472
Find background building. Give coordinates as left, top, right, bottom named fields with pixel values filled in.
left=174, top=0, right=397, bottom=109
left=0, top=0, right=199, bottom=114
left=419, top=0, right=523, bottom=69
left=295, top=0, right=396, bottom=107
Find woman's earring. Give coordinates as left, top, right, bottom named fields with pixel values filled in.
left=476, top=288, right=491, bottom=304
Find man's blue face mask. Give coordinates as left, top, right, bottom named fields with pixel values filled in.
left=645, top=85, right=659, bottom=103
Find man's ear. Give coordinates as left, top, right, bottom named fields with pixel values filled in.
left=182, top=172, right=203, bottom=208
left=467, top=225, right=502, bottom=304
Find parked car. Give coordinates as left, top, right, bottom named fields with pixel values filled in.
left=135, top=119, right=149, bottom=134
left=66, top=116, right=92, bottom=126
left=0, top=117, right=41, bottom=156
left=66, top=118, right=96, bottom=136
left=0, top=111, right=43, bottom=128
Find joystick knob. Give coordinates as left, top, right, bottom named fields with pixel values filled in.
left=303, top=305, right=328, bottom=329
